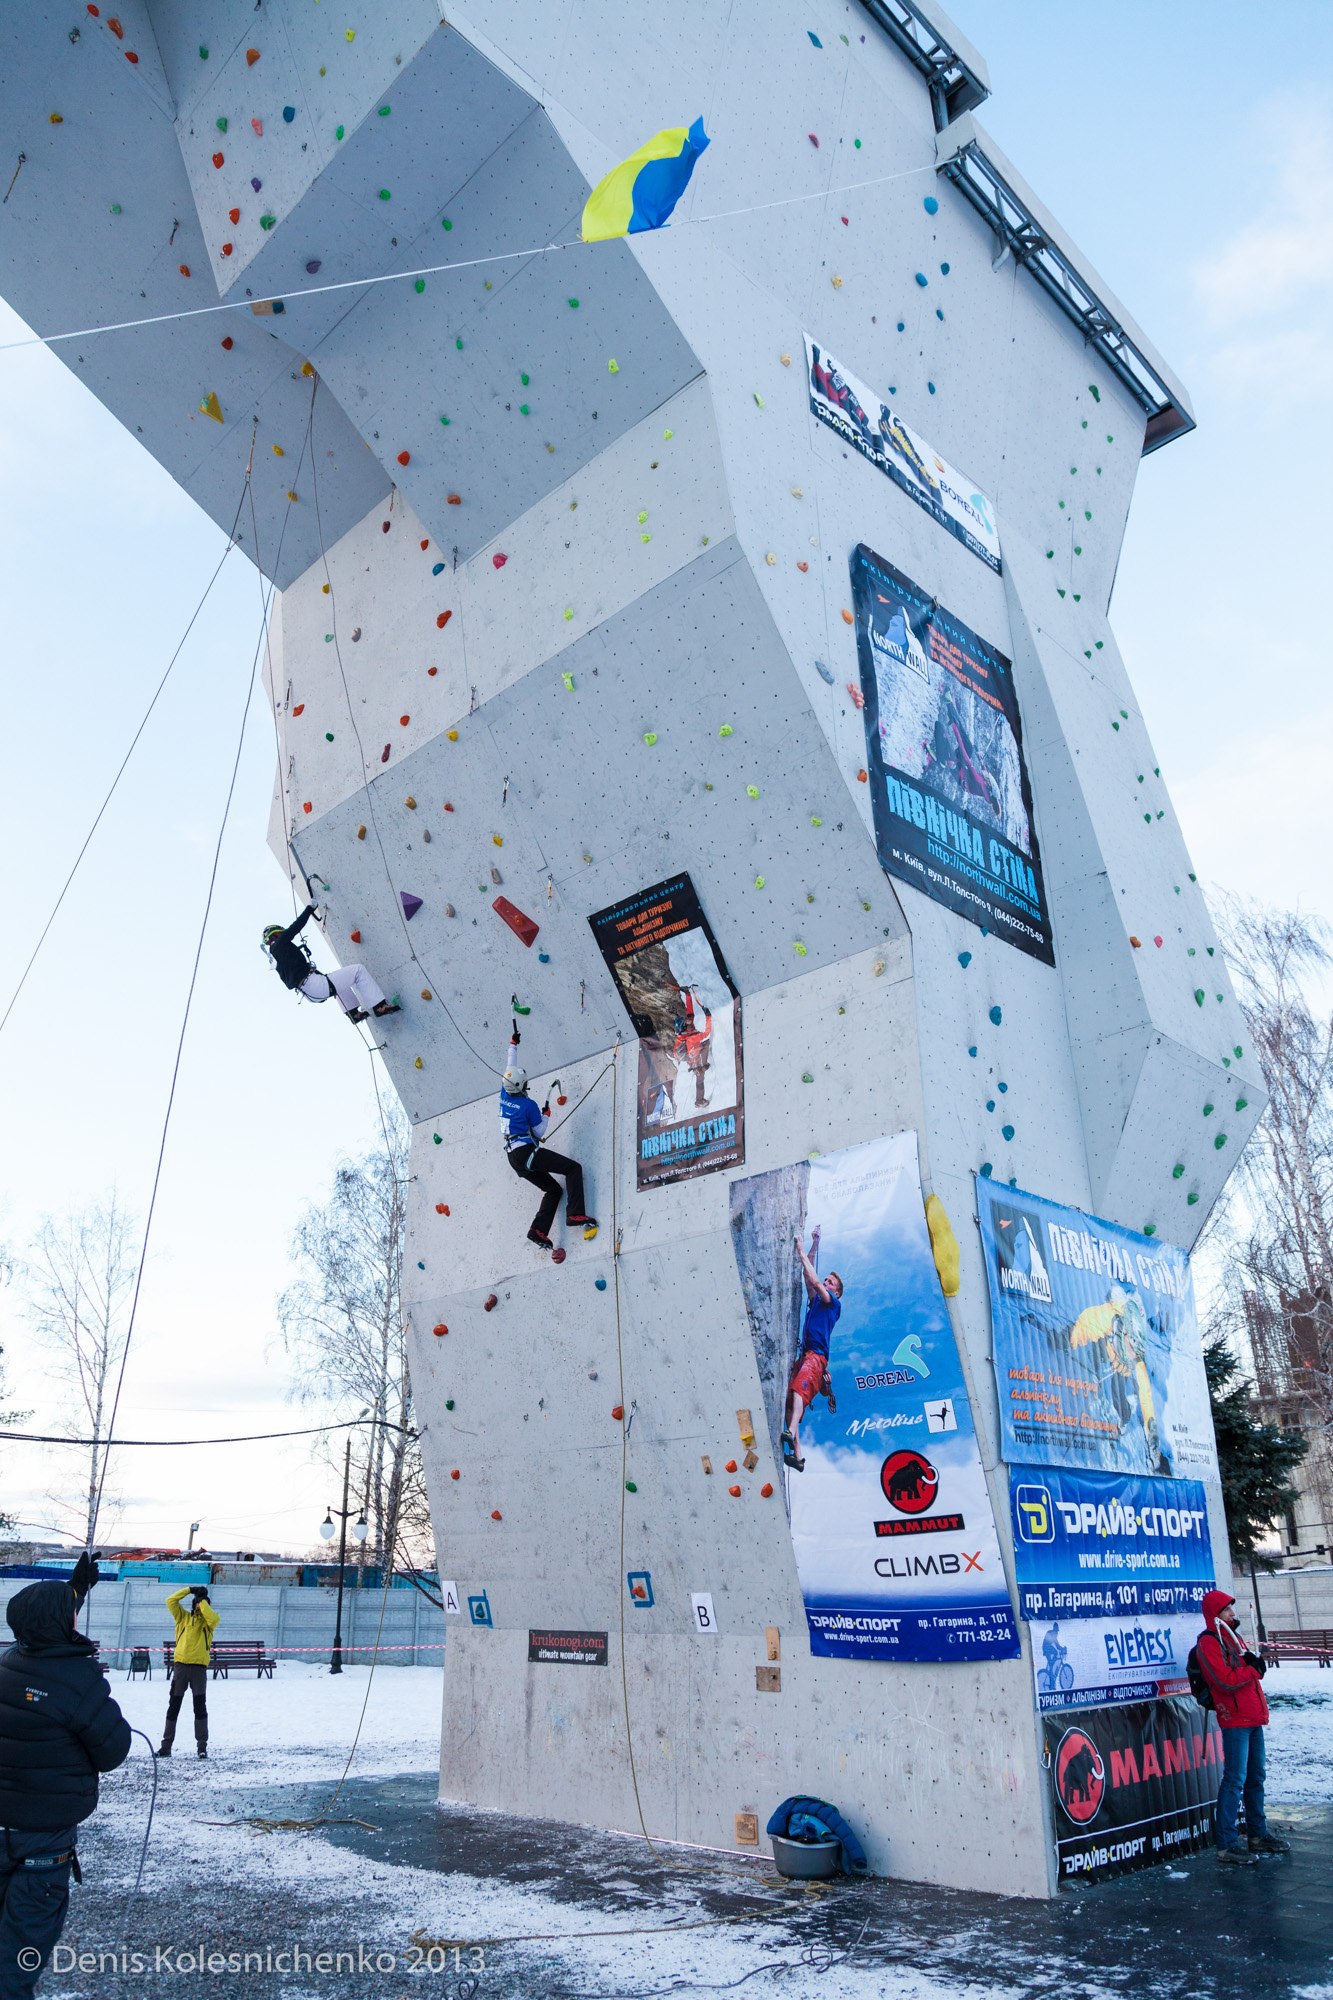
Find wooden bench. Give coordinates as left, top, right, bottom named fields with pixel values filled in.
left=208, top=1640, right=276, bottom=1679
left=1265, top=1627, right=1333, bottom=1667
left=162, top=1640, right=276, bottom=1678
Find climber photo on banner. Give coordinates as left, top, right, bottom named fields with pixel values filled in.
left=729, top=1132, right=1019, bottom=1664
left=804, top=335, right=1001, bottom=571
left=976, top=1176, right=1216, bottom=1478
left=588, top=874, right=743, bottom=1190
left=850, top=543, right=1055, bottom=964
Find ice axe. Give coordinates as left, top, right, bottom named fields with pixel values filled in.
left=552, top=1077, right=567, bottom=1106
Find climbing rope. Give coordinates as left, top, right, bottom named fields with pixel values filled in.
left=0, top=478, right=250, bottom=1041
left=305, top=377, right=505, bottom=1081
left=88, top=433, right=302, bottom=1549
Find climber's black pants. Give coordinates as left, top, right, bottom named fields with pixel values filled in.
left=507, top=1145, right=586, bottom=1238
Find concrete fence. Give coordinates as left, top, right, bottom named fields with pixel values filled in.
left=0, top=1578, right=447, bottom=1669
left=1249, top=1566, right=1333, bottom=1645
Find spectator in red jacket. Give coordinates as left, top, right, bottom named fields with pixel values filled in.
left=1196, top=1588, right=1289, bottom=1863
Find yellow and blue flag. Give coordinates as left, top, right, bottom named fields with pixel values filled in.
left=581, top=117, right=710, bottom=243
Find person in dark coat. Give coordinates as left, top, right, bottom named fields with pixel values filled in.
left=1196, top=1587, right=1290, bottom=1864
left=0, top=1568, right=130, bottom=1997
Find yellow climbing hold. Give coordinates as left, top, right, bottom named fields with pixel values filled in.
left=746, top=785, right=760, bottom=798
left=637, top=510, right=648, bottom=523
left=562, top=671, right=575, bottom=690
left=643, top=731, right=658, bottom=746
left=414, top=1056, right=424, bottom=1069
left=780, top=353, right=791, bottom=366
left=357, top=825, right=366, bottom=840
left=753, top=392, right=764, bottom=408
left=563, top=607, right=574, bottom=621
left=321, top=582, right=330, bottom=594
left=199, top=391, right=224, bottom=423
left=924, top=1193, right=961, bottom=1298
left=447, top=729, right=459, bottom=742
left=831, top=274, right=843, bottom=289
left=492, top=834, right=503, bottom=847
left=404, top=794, right=417, bottom=810
left=790, top=487, right=803, bottom=498
left=301, top=361, right=314, bottom=377
left=719, top=724, right=733, bottom=737
left=421, top=988, right=432, bottom=1001
left=663, top=428, right=673, bottom=440
left=608, top=358, right=620, bottom=374
left=793, top=941, right=808, bottom=956
left=754, top=875, right=765, bottom=889
left=765, top=552, right=776, bottom=565
left=272, top=444, right=285, bottom=457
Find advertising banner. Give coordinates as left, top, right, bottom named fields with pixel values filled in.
left=976, top=1178, right=1215, bottom=1478
left=1028, top=1610, right=1197, bottom=1712
left=1045, top=1696, right=1223, bottom=1883
left=588, top=874, right=743, bottom=1190
left=805, top=335, right=1001, bottom=571
left=850, top=544, right=1054, bottom=963
left=527, top=1629, right=608, bottom=1666
left=729, top=1132, right=1019, bottom=1663
left=1009, top=1466, right=1214, bottom=1621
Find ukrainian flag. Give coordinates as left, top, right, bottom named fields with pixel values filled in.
left=581, top=117, right=710, bottom=243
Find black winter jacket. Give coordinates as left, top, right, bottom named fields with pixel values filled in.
left=0, top=1582, right=131, bottom=1830
left=266, top=904, right=317, bottom=990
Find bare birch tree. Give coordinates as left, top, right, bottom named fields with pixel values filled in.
left=26, top=1195, right=137, bottom=1547
left=278, top=1110, right=434, bottom=1586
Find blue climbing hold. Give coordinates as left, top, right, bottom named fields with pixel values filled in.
left=927, top=382, right=936, bottom=395
left=896, top=321, right=905, bottom=332
left=1001, top=1124, right=1015, bottom=1141
left=915, top=272, right=928, bottom=287
left=923, top=195, right=939, bottom=215
left=282, top=105, right=296, bottom=123
left=967, top=1045, right=977, bottom=1058
left=940, top=261, right=950, bottom=274
left=979, top=1162, right=993, bottom=1178
left=957, top=952, right=971, bottom=968
left=808, top=30, right=823, bottom=46
left=988, top=1005, right=1002, bottom=1026
left=595, top=1277, right=607, bottom=1290
left=538, top=952, right=550, bottom=963
left=814, top=658, right=835, bottom=685
left=432, top=562, right=445, bottom=575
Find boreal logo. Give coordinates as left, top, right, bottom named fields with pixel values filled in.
left=880, top=1449, right=939, bottom=1515
left=1054, top=1727, right=1106, bottom=1825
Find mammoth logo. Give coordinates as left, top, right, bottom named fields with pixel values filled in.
left=1054, top=1726, right=1106, bottom=1825
left=880, top=1448, right=939, bottom=1516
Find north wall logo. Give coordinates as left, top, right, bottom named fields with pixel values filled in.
left=989, top=1204, right=1053, bottom=1302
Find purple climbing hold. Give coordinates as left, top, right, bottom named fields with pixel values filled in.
left=306, top=259, right=321, bottom=274
left=250, top=177, right=262, bottom=192
left=400, top=891, right=424, bottom=921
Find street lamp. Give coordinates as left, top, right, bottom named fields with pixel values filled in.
left=320, top=1435, right=368, bottom=1674
left=186, top=1522, right=200, bottom=1554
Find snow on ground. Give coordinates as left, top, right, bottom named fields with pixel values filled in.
left=57, top=1663, right=1331, bottom=1999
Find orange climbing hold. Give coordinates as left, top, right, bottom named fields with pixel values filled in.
left=447, top=493, right=462, bottom=505
left=399, top=714, right=410, bottom=726
left=856, top=768, right=868, bottom=783
left=106, top=15, right=123, bottom=36
left=1129, top=935, right=1142, bottom=948
left=349, top=930, right=361, bottom=943
left=728, top=1484, right=742, bottom=1497
left=433, top=1323, right=449, bottom=1337
left=228, top=206, right=240, bottom=223
left=490, top=1510, right=502, bottom=1521
left=435, top=1203, right=450, bottom=1215
left=178, top=264, right=191, bottom=277
left=611, top=1405, right=624, bottom=1421
left=396, top=450, right=411, bottom=466
left=760, top=1482, right=774, bottom=1498
left=291, top=703, right=304, bottom=716
left=436, top=611, right=452, bottom=628
left=450, top=1468, right=460, bottom=1479
left=725, top=1459, right=738, bottom=1474
left=246, top=46, right=260, bottom=63
left=841, top=608, right=854, bottom=624
left=847, top=683, right=865, bottom=709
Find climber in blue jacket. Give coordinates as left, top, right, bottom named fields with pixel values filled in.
left=500, top=1032, right=597, bottom=1251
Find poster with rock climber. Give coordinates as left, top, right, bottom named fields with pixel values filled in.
left=976, top=1177, right=1216, bottom=1479
left=850, top=542, right=1054, bottom=965
left=805, top=335, right=1002, bottom=572
left=589, top=874, right=743, bottom=1190
left=729, top=1132, right=1019, bottom=1663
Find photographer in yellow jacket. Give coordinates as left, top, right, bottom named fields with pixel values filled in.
left=155, top=1586, right=219, bottom=1761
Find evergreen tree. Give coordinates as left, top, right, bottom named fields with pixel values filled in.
left=1205, top=1334, right=1307, bottom=1567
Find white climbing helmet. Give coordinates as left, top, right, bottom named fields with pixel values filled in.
left=503, top=1066, right=528, bottom=1095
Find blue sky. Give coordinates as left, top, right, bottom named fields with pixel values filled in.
left=1, top=1, right=1330, bottom=1552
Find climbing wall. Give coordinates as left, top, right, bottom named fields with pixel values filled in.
left=0, top=0, right=1260, bottom=1899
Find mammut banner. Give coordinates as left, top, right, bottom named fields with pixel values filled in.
left=1028, top=1609, right=1198, bottom=1713
left=589, top=875, right=743, bottom=1190
left=1009, top=1466, right=1215, bottom=1621
left=805, top=335, right=1001, bottom=571
left=976, top=1178, right=1215, bottom=1479
left=850, top=545, right=1054, bottom=963
left=1045, top=1696, right=1223, bottom=1883
left=729, top=1132, right=1019, bottom=1663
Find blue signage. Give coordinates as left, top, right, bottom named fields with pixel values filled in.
left=1009, top=1466, right=1215, bottom=1621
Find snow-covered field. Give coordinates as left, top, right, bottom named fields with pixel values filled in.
left=53, top=1663, right=1332, bottom=2000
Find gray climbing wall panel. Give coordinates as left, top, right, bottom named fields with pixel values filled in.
left=1, top=0, right=1256, bottom=1900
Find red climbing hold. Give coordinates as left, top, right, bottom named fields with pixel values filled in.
left=399, top=714, right=410, bottom=726
left=228, top=206, right=240, bottom=223
left=221, top=243, right=233, bottom=257
left=760, top=1482, right=774, bottom=1498
left=443, top=802, right=454, bottom=812
left=725, top=1459, right=738, bottom=1474
left=212, top=152, right=224, bottom=168
left=490, top=1510, right=502, bottom=1521
left=808, top=132, right=819, bottom=146
left=556, top=1093, right=567, bottom=1106
left=856, top=768, right=868, bottom=783
left=381, top=521, right=391, bottom=534
left=380, top=745, right=390, bottom=763
left=349, top=929, right=361, bottom=944
left=435, top=610, right=452, bottom=628
left=302, top=801, right=312, bottom=814
left=728, top=1484, right=742, bottom=1497
left=433, top=1323, right=449, bottom=1338
left=396, top=450, right=410, bottom=466
left=178, top=264, right=191, bottom=277
left=420, top=539, right=429, bottom=550
left=796, top=561, right=809, bottom=572
left=246, top=46, right=260, bottom=63
left=551, top=1247, right=566, bottom=1264
left=483, top=1294, right=498, bottom=1312
left=435, top=1202, right=449, bottom=1215
left=124, top=49, right=138, bottom=62
left=291, top=702, right=304, bottom=716
left=1154, top=935, right=1164, bottom=947
left=492, top=553, right=507, bottom=569
left=427, top=666, right=438, bottom=676
left=447, top=493, right=462, bottom=505
left=220, top=337, right=234, bottom=349
left=86, top=4, right=100, bottom=15
left=450, top=1468, right=460, bottom=1479
left=492, top=897, right=539, bottom=948
left=611, top=1406, right=624, bottom=1421
left=106, top=15, right=123, bottom=36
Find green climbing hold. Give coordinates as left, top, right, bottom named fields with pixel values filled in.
left=1235, top=1097, right=1248, bottom=1112
left=801, top=1071, right=814, bottom=1084
left=215, top=117, right=227, bottom=132
left=1194, top=990, right=1205, bottom=1007
left=519, top=403, right=529, bottom=414
left=643, top=731, right=658, bottom=746
left=335, top=125, right=345, bottom=141
left=439, top=415, right=450, bottom=425
left=414, top=279, right=425, bottom=294
left=325, top=731, right=334, bottom=742
left=625, top=1481, right=638, bottom=1493
left=445, top=1399, right=455, bottom=1411
left=1187, top=1191, right=1199, bottom=1205
left=1214, top=1134, right=1228, bottom=1150
left=110, top=202, right=122, bottom=214
left=378, top=189, right=391, bottom=201
left=1088, top=384, right=1101, bottom=401
left=1172, top=1164, right=1184, bottom=1179
left=719, top=724, right=733, bottom=737
left=378, top=104, right=391, bottom=116
left=568, top=297, right=579, bottom=308
left=433, top=1134, right=442, bottom=1145
left=746, top=785, right=760, bottom=799
left=854, top=137, right=861, bottom=148
left=259, top=214, right=276, bottom=230
left=199, top=45, right=209, bottom=59
left=456, top=337, right=463, bottom=350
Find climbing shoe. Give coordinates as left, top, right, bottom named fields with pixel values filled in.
left=1216, top=1846, right=1258, bottom=1866
left=780, top=1431, right=805, bottom=1473
left=527, top=1226, right=554, bottom=1250
left=346, top=1008, right=369, bottom=1024
left=567, top=1214, right=598, bottom=1229
left=372, top=1000, right=401, bottom=1018
left=1248, top=1833, right=1290, bottom=1854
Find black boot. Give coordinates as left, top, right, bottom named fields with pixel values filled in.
left=155, top=1745, right=171, bottom=1758
left=197, top=1746, right=208, bottom=1761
